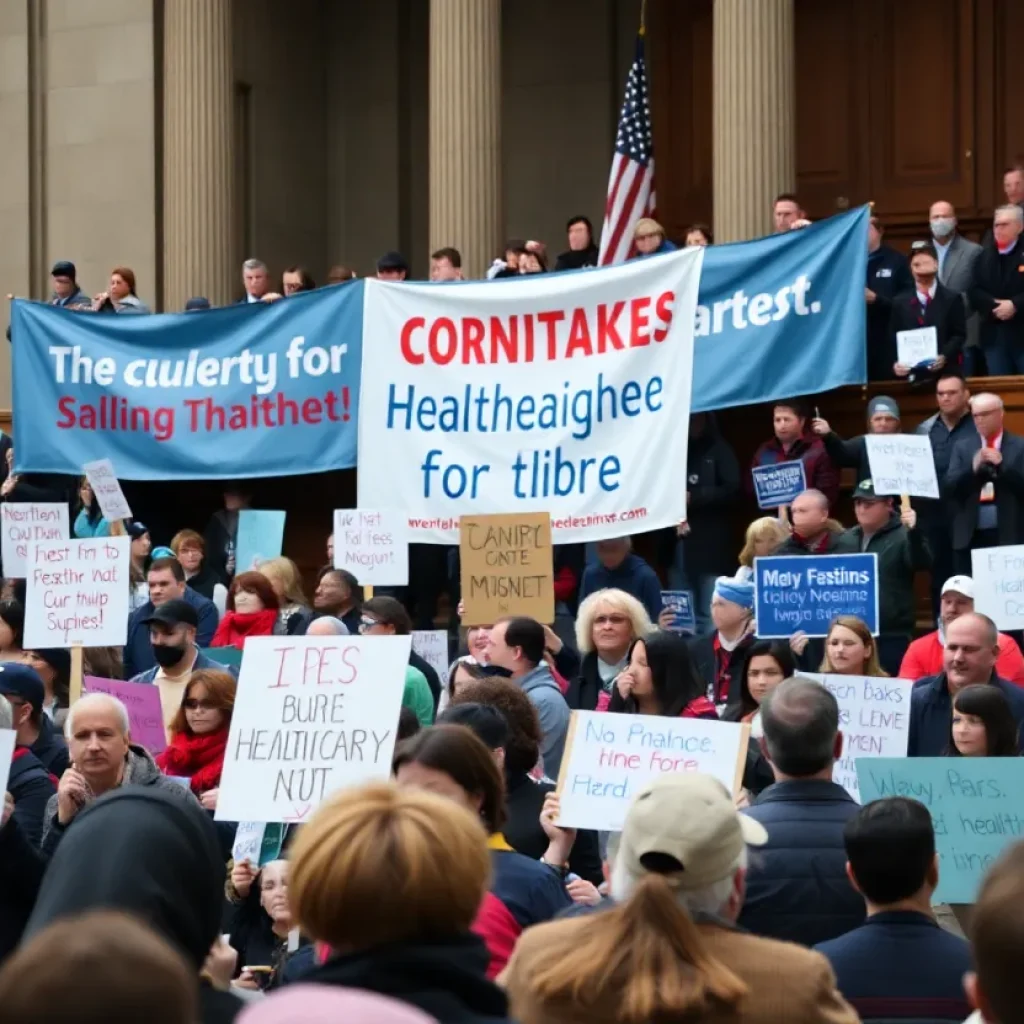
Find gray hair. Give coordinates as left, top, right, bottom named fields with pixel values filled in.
left=970, top=392, right=1004, bottom=412
left=64, top=693, right=131, bottom=740
left=994, top=204, right=1024, bottom=227
left=242, top=258, right=268, bottom=272
left=305, top=616, right=350, bottom=636
left=760, top=676, right=839, bottom=777
left=0, top=693, right=11, bottom=731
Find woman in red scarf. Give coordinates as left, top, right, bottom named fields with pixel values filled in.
left=211, top=571, right=279, bottom=650
left=156, top=668, right=236, bottom=806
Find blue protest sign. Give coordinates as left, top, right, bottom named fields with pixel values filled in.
left=754, top=553, right=878, bottom=638
left=751, top=460, right=807, bottom=510
left=857, top=757, right=1024, bottom=903
left=235, top=510, right=286, bottom=573
left=661, top=590, right=696, bottom=634
left=10, top=283, right=362, bottom=479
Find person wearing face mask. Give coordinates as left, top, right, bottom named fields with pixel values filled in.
left=129, top=599, right=234, bottom=729
left=888, top=241, right=966, bottom=380
left=929, top=200, right=983, bottom=374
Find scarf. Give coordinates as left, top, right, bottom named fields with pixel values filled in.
left=156, top=727, right=229, bottom=795
left=211, top=608, right=278, bottom=649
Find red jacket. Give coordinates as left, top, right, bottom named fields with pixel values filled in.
left=899, top=630, right=1024, bottom=686
left=749, top=434, right=839, bottom=510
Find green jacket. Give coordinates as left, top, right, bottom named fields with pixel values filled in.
left=403, top=665, right=435, bottom=726
left=837, top=514, right=931, bottom=635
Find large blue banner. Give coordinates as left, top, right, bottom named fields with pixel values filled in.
left=692, top=206, right=868, bottom=411
left=10, top=283, right=363, bottom=478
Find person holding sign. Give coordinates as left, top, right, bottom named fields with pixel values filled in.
left=948, top=684, right=1021, bottom=757
left=72, top=478, right=111, bottom=539
left=811, top=396, right=902, bottom=483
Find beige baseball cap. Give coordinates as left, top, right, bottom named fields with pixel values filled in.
left=616, top=774, right=768, bottom=891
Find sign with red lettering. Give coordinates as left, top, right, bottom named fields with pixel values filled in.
left=1, top=502, right=69, bottom=579
left=215, top=635, right=411, bottom=824
left=357, top=249, right=704, bottom=542
left=24, top=537, right=130, bottom=648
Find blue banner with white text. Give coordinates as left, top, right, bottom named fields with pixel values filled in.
left=11, top=284, right=363, bottom=479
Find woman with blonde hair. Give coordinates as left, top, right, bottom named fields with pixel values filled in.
left=631, top=217, right=677, bottom=258
left=288, top=781, right=513, bottom=1022
left=736, top=517, right=790, bottom=581
left=567, top=589, right=652, bottom=711
left=258, top=556, right=313, bottom=636
left=819, top=616, right=887, bottom=676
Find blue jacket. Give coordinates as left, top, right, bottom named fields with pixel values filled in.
left=130, top=646, right=235, bottom=684
left=73, top=508, right=111, bottom=538
left=578, top=553, right=662, bottom=623
left=815, top=909, right=972, bottom=1021
left=123, top=589, right=219, bottom=678
left=909, top=671, right=1024, bottom=756
left=517, top=663, right=570, bottom=778
left=739, top=780, right=864, bottom=947
left=30, top=713, right=69, bottom=779
left=8, top=747, right=57, bottom=848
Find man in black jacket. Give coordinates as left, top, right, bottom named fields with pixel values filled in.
left=866, top=216, right=914, bottom=381
left=889, top=241, right=966, bottom=379
left=553, top=216, right=599, bottom=271
left=945, top=392, right=1024, bottom=574
left=812, top=396, right=902, bottom=482
left=970, top=205, right=1024, bottom=375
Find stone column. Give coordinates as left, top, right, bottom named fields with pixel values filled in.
left=429, top=0, right=501, bottom=279
left=163, top=0, right=235, bottom=309
left=712, top=0, right=795, bottom=242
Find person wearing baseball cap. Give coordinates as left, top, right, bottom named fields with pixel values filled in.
left=503, top=773, right=858, bottom=1024
left=48, top=260, right=91, bottom=309
left=0, top=661, right=69, bottom=778
left=376, top=251, right=409, bottom=282
left=810, top=395, right=902, bottom=483
left=129, top=598, right=234, bottom=728
left=898, top=575, right=1024, bottom=684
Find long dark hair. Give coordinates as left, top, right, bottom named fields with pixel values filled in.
left=733, top=640, right=796, bottom=719
left=948, top=684, right=1020, bottom=757
left=608, top=631, right=705, bottom=717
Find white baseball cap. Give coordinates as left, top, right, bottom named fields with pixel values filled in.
left=941, top=575, right=975, bottom=600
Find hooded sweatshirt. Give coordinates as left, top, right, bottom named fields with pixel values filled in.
left=24, top=788, right=242, bottom=1024
left=516, top=663, right=570, bottom=777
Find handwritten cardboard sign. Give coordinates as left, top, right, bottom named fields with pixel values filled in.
left=864, top=434, right=939, bottom=499
left=24, top=537, right=130, bottom=648
left=215, top=635, right=410, bottom=824
left=333, top=508, right=409, bottom=586
left=751, top=460, right=807, bottom=510
left=1, top=502, right=69, bottom=579
left=555, top=710, right=750, bottom=832
left=83, top=458, right=132, bottom=521
left=857, top=757, right=1024, bottom=903
left=972, top=544, right=1024, bottom=631
left=84, top=675, right=167, bottom=753
left=803, top=673, right=911, bottom=801
left=459, top=512, right=553, bottom=626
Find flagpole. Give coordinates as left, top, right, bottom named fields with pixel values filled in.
left=639, top=0, right=648, bottom=36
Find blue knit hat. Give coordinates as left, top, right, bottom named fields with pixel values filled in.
left=714, top=575, right=755, bottom=610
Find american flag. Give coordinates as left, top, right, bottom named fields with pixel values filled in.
left=598, top=35, right=656, bottom=265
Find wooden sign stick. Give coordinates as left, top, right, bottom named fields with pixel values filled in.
left=70, top=644, right=84, bottom=705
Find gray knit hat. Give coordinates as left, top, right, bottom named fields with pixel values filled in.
left=867, top=396, right=900, bottom=421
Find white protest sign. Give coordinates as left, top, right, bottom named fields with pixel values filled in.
left=972, top=545, right=1024, bottom=631
left=555, top=711, right=749, bottom=832
left=1, top=503, right=69, bottom=579
left=24, top=537, right=130, bottom=648
left=896, top=326, right=938, bottom=367
left=358, top=248, right=705, bottom=543
left=0, top=730, right=16, bottom=802
left=411, top=630, right=450, bottom=687
left=231, top=821, right=266, bottom=865
left=333, top=508, right=409, bottom=586
left=864, top=433, right=939, bottom=499
left=803, top=673, right=911, bottom=802
left=83, top=458, right=133, bottom=521
left=216, top=635, right=411, bottom=824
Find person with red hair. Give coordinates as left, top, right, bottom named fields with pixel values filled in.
left=211, top=571, right=279, bottom=650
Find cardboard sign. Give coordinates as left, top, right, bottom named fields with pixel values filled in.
left=803, top=673, right=911, bottom=802
left=84, top=676, right=167, bottom=754
left=411, top=629, right=450, bottom=687
left=0, top=729, right=15, bottom=802
left=333, top=508, right=409, bottom=586
left=751, top=460, right=807, bottom=510
left=754, top=553, right=879, bottom=638
left=215, top=635, right=410, bottom=824
left=972, top=544, right=1024, bottom=631
left=24, top=537, right=130, bottom=648
left=864, top=434, right=939, bottom=499
left=555, top=710, right=750, bottom=832
left=1, top=502, right=69, bottom=579
left=896, top=326, right=938, bottom=367
left=660, top=590, right=696, bottom=634
left=235, top=510, right=286, bottom=573
left=857, top=757, right=1024, bottom=903
left=459, top=512, right=554, bottom=626
left=83, top=458, right=132, bottom=521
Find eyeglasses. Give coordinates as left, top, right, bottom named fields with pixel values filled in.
left=183, top=698, right=218, bottom=711
left=359, top=617, right=381, bottom=632
left=594, top=614, right=629, bottom=626
left=635, top=232, right=660, bottom=241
